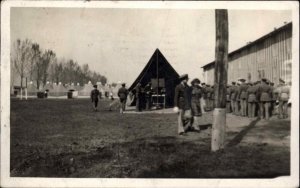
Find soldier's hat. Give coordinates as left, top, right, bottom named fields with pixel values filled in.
left=261, top=78, right=267, bottom=82
left=179, top=74, right=189, bottom=81
left=201, top=82, right=206, bottom=86
left=93, top=84, right=97, bottom=88
left=248, top=82, right=253, bottom=86
left=191, top=78, right=201, bottom=85
left=239, top=78, right=246, bottom=82
left=206, top=84, right=210, bottom=87
left=279, top=78, right=285, bottom=83
left=232, top=81, right=236, bottom=85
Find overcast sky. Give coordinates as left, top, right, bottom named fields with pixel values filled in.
left=11, top=8, right=291, bottom=85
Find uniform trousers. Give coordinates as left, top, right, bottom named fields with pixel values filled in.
left=248, top=102, right=256, bottom=118
left=178, top=109, right=193, bottom=134
left=278, top=100, right=288, bottom=118
left=259, top=102, right=270, bottom=120
left=119, top=98, right=126, bottom=113
left=234, top=101, right=240, bottom=115
left=231, top=100, right=235, bottom=113
left=240, top=99, right=247, bottom=116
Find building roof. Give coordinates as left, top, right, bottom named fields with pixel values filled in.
left=201, top=22, right=292, bottom=69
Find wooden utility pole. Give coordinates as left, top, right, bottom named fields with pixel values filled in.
left=211, top=9, right=229, bottom=151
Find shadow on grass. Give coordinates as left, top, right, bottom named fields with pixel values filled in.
left=226, top=118, right=261, bottom=147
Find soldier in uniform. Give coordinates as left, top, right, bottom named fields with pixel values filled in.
left=135, top=83, right=142, bottom=112
left=117, top=83, right=129, bottom=114
left=190, top=78, right=202, bottom=132
left=230, top=81, right=237, bottom=114
left=200, top=83, right=207, bottom=113
left=205, top=84, right=211, bottom=111
left=269, top=82, right=276, bottom=116
left=234, top=82, right=241, bottom=115
left=90, top=85, right=101, bottom=111
left=246, top=82, right=257, bottom=118
left=174, top=74, right=192, bottom=135
left=210, top=85, right=215, bottom=110
left=257, top=78, right=273, bottom=120
left=277, top=79, right=290, bottom=119
left=238, top=78, right=248, bottom=117
left=226, top=85, right=231, bottom=113
left=144, top=82, right=153, bottom=110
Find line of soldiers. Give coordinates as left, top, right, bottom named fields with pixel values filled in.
left=200, top=78, right=290, bottom=120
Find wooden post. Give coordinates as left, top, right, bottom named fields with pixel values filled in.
left=211, top=9, right=228, bottom=151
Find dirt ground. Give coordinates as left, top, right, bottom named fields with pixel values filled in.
left=10, top=98, right=290, bottom=178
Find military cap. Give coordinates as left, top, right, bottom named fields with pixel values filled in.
left=93, top=85, right=97, bottom=88
left=248, top=82, right=253, bottom=86
left=261, top=78, right=267, bottom=82
left=201, top=82, right=206, bottom=86
left=179, top=74, right=189, bottom=80
left=206, top=84, right=210, bottom=87
left=191, top=78, right=201, bottom=85
left=279, top=78, right=285, bottom=83
left=239, top=78, right=246, bottom=82
left=232, top=81, right=236, bottom=85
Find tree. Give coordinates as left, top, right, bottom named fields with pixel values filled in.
left=41, top=50, right=56, bottom=87
left=31, top=43, right=41, bottom=89
left=11, top=39, right=33, bottom=89
left=211, top=9, right=229, bottom=151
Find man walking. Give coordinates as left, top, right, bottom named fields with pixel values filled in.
left=90, top=84, right=101, bottom=111
left=174, top=74, right=192, bottom=135
left=118, top=83, right=129, bottom=114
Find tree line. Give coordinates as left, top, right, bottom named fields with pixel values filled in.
left=11, top=39, right=107, bottom=89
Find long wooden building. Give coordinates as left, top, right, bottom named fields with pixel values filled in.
left=202, top=22, right=292, bottom=85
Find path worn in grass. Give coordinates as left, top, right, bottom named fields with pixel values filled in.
left=10, top=99, right=290, bottom=177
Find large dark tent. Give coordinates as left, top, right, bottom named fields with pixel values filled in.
left=128, top=49, right=180, bottom=107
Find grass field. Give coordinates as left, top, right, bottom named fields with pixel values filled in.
left=10, top=98, right=290, bottom=178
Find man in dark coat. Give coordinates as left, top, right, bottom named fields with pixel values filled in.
left=257, top=78, right=273, bottom=120
left=191, top=78, right=202, bottom=132
left=144, top=82, right=153, bottom=110
left=174, top=74, right=192, bottom=135
left=90, top=85, right=101, bottom=111
left=118, top=83, right=129, bottom=114
left=135, top=83, right=142, bottom=112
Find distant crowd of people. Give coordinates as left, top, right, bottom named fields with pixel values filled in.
left=173, top=74, right=291, bottom=135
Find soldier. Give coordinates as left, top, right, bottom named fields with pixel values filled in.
left=90, top=85, right=101, bottom=111
left=277, top=79, right=290, bottom=119
left=144, top=82, right=153, bottom=110
left=200, top=83, right=207, bottom=113
left=257, top=78, right=273, bottom=120
left=269, top=82, right=276, bottom=116
left=246, top=82, right=257, bottom=118
left=135, top=83, right=142, bottom=112
left=118, top=83, right=129, bottom=114
left=230, top=81, right=237, bottom=114
left=205, top=84, right=211, bottom=111
left=226, top=85, right=231, bottom=113
left=191, top=78, right=203, bottom=132
left=210, top=85, right=215, bottom=109
left=238, top=78, right=248, bottom=117
left=234, top=82, right=241, bottom=115
left=174, top=74, right=192, bottom=135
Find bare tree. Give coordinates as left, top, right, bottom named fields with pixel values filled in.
left=11, top=39, right=33, bottom=89
left=41, top=50, right=56, bottom=87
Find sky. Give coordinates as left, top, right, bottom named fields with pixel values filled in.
left=11, top=8, right=292, bottom=85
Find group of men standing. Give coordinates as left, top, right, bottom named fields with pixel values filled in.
left=173, top=74, right=291, bottom=135
left=225, top=78, right=290, bottom=120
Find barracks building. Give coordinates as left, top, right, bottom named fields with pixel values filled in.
left=202, top=22, right=292, bottom=85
